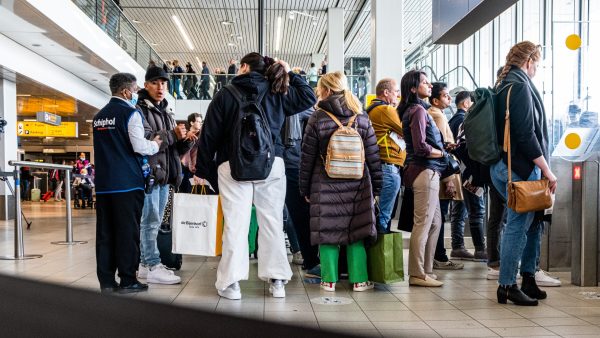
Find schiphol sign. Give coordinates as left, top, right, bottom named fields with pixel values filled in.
left=36, top=112, right=61, bottom=126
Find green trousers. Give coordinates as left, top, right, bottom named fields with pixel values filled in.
left=320, top=240, right=368, bottom=283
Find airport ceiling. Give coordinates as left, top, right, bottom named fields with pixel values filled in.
left=120, top=0, right=432, bottom=71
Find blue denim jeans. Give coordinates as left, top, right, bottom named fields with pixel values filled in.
left=140, top=184, right=170, bottom=267
left=451, top=189, right=486, bottom=250
left=490, top=160, right=541, bottom=286
left=377, top=163, right=401, bottom=232
left=173, top=78, right=182, bottom=99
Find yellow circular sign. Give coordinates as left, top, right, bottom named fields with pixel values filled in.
left=566, top=34, right=582, bottom=50
left=565, top=132, right=582, bottom=149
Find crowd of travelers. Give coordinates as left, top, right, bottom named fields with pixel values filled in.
left=20, top=153, right=96, bottom=208
left=157, top=58, right=329, bottom=100
left=92, top=41, right=560, bottom=307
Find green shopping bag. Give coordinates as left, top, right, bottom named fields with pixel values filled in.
left=367, top=232, right=404, bottom=284
left=248, top=206, right=258, bottom=255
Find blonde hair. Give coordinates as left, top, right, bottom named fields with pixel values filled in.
left=317, top=71, right=362, bottom=115
left=495, top=41, right=541, bottom=88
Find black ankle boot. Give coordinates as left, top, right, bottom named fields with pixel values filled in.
left=521, top=273, right=547, bottom=300
left=497, top=284, right=538, bottom=306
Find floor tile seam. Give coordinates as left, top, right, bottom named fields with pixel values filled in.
left=472, top=317, right=540, bottom=329
left=171, top=261, right=206, bottom=307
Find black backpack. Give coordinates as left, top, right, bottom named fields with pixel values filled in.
left=225, top=84, right=275, bottom=181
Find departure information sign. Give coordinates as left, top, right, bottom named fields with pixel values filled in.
left=17, top=121, right=78, bottom=138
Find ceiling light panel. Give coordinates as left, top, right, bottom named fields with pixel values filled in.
left=171, top=15, right=194, bottom=50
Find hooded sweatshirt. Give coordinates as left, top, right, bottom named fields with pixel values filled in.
left=196, top=70, right=316, bottom=183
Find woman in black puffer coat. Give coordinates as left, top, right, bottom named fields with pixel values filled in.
left=299, top=71, right=382, bottom=293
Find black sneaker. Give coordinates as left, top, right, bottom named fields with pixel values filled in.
left=119, top=281, right=149, bottom=294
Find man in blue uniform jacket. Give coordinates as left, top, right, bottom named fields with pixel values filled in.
left=93, top=73, right=163, bottom=294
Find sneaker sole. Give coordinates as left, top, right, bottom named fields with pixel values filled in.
left=486, top=274, right=499, bottom=280
left=450, top=256, right=476, bottom=261
left=433, top=265, right=464, bottom=270
left=269, top=290, right=286, bottom=298
left=536, top=281, right=561, bottom=287
left=353, top=287, right=374, bottom=292
left=218, top=291, right=241, bottom=300
left=147, top=278, right=181, bottom=285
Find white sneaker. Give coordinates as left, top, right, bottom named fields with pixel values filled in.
left=292, top=252, right=304, bottom=265
left=535, top=270, right=561, bottom=287
left=147, top=263, right=181, bottom=284
left=353, top=281, right=375, bottom=292
left=269, top=279, right=286, bottom=298
left=486, top=267, right=499, bottom=280
left=138, top=264, right=149, bottom=279
left=218, top=282, right=242, bottom=300
left=320, top=281, right=336, bottom=292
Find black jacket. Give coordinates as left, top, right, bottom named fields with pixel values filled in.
left=196, top=71, right=317, bottom=183
left=495, top=67, right=549, bottom=180
left=282, top=108, right=313, bottom=170
left=137, top=89, right=193, bottom=188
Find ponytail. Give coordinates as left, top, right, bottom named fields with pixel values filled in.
left=343, top=90, right=362, bottom=115
left=265, top=63, right=289, bottom=95
left=318, top=71, right=363, bottom=115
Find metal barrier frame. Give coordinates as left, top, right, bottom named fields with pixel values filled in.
left=0, top=161, right=87, bottom=260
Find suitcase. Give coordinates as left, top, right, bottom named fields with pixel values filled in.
left=30, top=188, right=41, bottom=202
left=158, top=229, right=182, bottom=270
left=158, top=187, right=182, bottom=270
left=42, top=191, right=53, bottom=202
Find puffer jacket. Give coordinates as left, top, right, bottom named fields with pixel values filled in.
left=299, top=94, right=382, bottom=246
left=137, top=89, right=193, bottom=188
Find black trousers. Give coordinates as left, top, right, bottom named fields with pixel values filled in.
left=285, top=168, right=319, bottom=270
left=96, top=190, right=144, bottom=287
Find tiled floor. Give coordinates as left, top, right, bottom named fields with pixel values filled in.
left=2, top=202, right=600, bottom=337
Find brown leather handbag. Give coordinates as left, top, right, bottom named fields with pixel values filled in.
left=503, top=86, right=553, bottom=213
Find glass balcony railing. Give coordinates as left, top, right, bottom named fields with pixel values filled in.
left=165, top=73, right=371, bottom=105
left=72, top=0, right=163, bottom=69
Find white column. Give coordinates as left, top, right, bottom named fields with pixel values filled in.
left=0, top=78, right=17, bottom=220
left=370, top=0, right=404, bottom=87
left=327, top=8, right=344, bottom=73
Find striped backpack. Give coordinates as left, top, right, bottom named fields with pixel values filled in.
left=322, top=110, right=365, bottom=179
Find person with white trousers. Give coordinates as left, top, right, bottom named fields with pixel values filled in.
left=195, top=52, right=316, bottom=300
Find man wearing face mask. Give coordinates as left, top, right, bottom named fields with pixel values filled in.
left=136, top=66, right=195, bottom=285
left=93, top=73, right=163, bottom=293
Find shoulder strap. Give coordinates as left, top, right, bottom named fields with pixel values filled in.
left=366, top=100, right=387, bottom=114
left=503, top=85, right=514, bottom=183
left=322, top=110, right=344, bottom=128
left=224, top=84, right=244, bottom=105
left=346, top=114, right=358, bottom=128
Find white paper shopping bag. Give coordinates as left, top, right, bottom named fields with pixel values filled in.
left=172, top=192, right=223, bottom=256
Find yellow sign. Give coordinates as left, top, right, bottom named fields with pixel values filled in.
left=17, top=121, right=78, bottom=138
left=565, top=132, right=582, bottom=149
left=365, top=94, right=377, bottom=108
left=566, top=34, right=582, bottom=50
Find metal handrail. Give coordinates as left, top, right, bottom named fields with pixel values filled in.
left=438, top=66, right=479, bottom=89
left=9, top=161, right=87, bottom=250
left=418, top=65, right=439, bottom=82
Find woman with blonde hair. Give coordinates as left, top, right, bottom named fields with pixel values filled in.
left=299, top=71, right=382, bottom=292
left=492, top=41, right=557, bottom=306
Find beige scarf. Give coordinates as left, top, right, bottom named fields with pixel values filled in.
left=427, top=106, right=455, bottom=144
